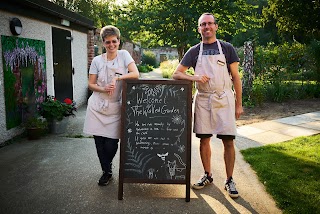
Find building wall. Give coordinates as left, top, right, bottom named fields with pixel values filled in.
left=145, top=47, right=179, bottom=64
left=122, top=42, right=142, bottom=64
left=71, top=30, right=89, bottom=106
left=0, top=10, right=89, bottom=144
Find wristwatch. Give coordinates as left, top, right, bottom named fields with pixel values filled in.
left=115, top=72, right=122, bottom=81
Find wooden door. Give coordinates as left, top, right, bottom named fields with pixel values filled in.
left=52, top=27, right=73, bottom=101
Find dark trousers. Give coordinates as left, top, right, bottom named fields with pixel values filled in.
left=93, top=136, right=119, bottom=174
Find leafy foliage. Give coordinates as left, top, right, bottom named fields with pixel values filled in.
left=160, top=59, right=194, bottom=79
left=39, top=96, right=77, bottom=121
left=262, top=0, right=320, bottom=43
left=48, top=0, right=115, bottom=28
left=117, top=0, right=259, bottom=59
left=307, top=40, right=320, bottom=83
left=24, top=117, right=47, bottom=129
left=137, top=64, right=153, bottom=73
left=48, top=0, right=320, bottom=105
left=241, top=41, right=320, bottom=105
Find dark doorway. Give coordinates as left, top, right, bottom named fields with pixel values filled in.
left=52, top=27, right=73, bottom=101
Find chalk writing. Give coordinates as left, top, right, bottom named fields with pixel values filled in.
left=122, top=81, right=190, bottom=181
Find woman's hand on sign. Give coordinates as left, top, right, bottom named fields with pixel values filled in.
left=194, top=75, right=210, bottom=83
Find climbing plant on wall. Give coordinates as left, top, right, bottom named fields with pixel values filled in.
left=1, top=36, right=46, bottom=129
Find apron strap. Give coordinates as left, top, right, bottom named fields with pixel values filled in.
left=198, top=40, right=223, bottom=66
left=198, top=42, right=203, bottom=66
left=217, top=40, right=223, bottom=55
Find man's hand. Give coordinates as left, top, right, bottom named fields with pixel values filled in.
left=194, top=75, right=210, bottom=83
left=235, top=105, right=244, bottom=120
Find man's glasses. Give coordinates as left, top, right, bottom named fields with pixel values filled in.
left=199, top=22, right=216, bottom=27
left=104, top=39, right=118, bottom=45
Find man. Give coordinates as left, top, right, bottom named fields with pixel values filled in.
left=172, top=13, right=243, bottom=198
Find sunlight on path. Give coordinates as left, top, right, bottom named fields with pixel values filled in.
left=139, top=68, right=165, bottom=79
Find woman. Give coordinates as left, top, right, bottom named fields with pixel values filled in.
left=83, top=25, right=139, bottom=186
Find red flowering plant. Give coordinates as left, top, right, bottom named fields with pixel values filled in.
left=39, top=95, right=77, bottom=121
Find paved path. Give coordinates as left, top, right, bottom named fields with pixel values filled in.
left=0, top=69, right=319, bottom=213
left=139, top=68, right=165, bottom=79
left=237, top=112, right=320, bottom=150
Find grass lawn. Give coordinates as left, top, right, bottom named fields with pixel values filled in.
left=241, top=134, right=320, bottom=214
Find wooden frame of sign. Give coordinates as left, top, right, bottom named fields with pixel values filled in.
left=118, top=79, right=192, bottom=202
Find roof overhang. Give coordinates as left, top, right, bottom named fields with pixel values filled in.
left=0, top=0, right=95, bottom=33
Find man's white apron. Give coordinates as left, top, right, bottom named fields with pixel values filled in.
left=193, top=40, right=237, bottom=135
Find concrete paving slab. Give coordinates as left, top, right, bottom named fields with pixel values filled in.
left=301, top=111, right=320, bottom=120
left=272, top=125, right=320, bottom=137
left=235, top=136, right=264, bottom=150
left=237, top=125, right=265, bottom=136
left=246, top=120, right=295, bottom=131
left=299, top=121, right=320, bottom=131
left=275, top=114, right=316, bottom=125
left=241, top=130, right=294, bottom=145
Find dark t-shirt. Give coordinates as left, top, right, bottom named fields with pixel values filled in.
left=180, top=40, right=239, bottom=72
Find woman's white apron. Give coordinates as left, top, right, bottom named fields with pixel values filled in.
left=83, top=54, right=126, bottom=139
left=193, top=40, right=236, bottom=135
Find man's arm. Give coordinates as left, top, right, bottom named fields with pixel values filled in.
left=172, top=64, right=193, bottom=80
left=173, top=64, right=210, bottom=83
left=229, top=62, right=243, bottom=119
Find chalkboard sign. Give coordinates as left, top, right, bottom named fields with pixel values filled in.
left=118, top=79, right=192, bottom=201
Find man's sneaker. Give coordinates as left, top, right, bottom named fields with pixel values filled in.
left=98, top=172, right=113, bottom=186
left=224, top=177, right=239, bottom=198
left=192, top=173, right=213, bottom=190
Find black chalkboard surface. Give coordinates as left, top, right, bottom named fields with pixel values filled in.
left=118, top=79, right=192, bottom=201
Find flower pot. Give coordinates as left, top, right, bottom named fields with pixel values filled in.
left=27, top=128, right=44, bottom=140
left=48, top=118, right=69, bottom=134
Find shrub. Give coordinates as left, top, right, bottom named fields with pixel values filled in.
left=137, top=64, right=153, bottom=73
left=141, top=50, right=157, bottom=67
left=160, top=60, right=179, bottom=78
left=160, top=59, right=194, bottom=79
left=247, top=42, right=320, bottom=105
left=307, top=40, right=320, bottom=83
left=244, top=78, right=266, bottom=107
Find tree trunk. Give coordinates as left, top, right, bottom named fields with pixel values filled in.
left=177, top=46, right=185, bottom=61
left=242, top=41, right=254, bottom=98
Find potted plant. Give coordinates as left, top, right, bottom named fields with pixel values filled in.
left=24, top=116, right=48, bottom=140
left=38, top=95, right=77, bottom=134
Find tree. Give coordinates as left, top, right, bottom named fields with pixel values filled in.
left=230, top=0, right=282, bottom=47
left=263, top=0, right=320, bottom=43
left=91, top=0, right=115, bottom=28
left=117, top=0, right=259, bottom=60
left=48, top=0, right=116, bottom=28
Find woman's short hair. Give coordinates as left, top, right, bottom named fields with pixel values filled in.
left=100, top=25, right=120, bottom=41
